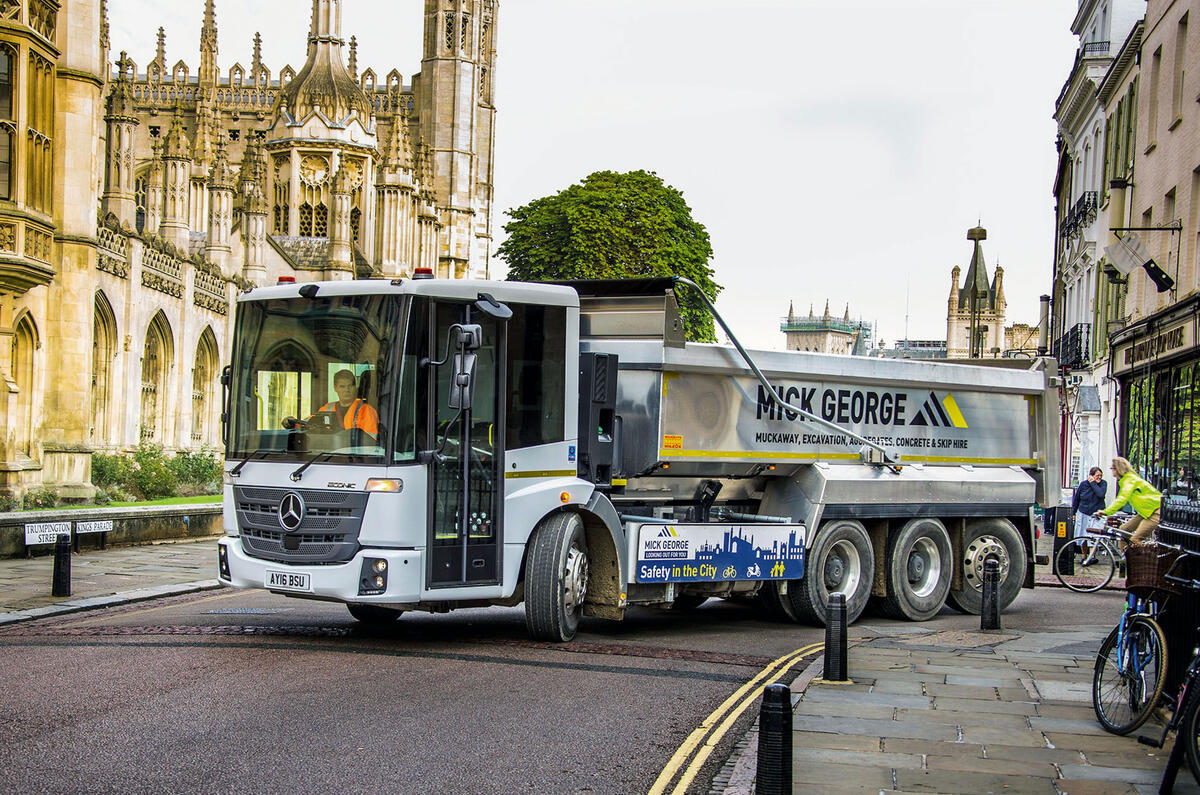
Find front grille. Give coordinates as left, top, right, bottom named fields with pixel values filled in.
left=234, top=485, right=368, bottom=564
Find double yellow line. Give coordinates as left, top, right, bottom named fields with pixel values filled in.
left=648, top=642, right=823, bottom=795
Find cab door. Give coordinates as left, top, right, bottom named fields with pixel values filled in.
left=427, top=302, right=505, bottom=588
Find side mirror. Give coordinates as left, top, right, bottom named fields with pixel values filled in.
left=449, top=352, right=478, bottom=410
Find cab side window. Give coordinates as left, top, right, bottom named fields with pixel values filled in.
left=506, top=304, right=566, bottom=449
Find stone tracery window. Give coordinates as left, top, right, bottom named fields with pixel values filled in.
left=140, top=313, right=173, bottom=443
left=12, top=314, right=35, bottom=457
left=0, top=43, right=14, bottom=200
left=192, top=328, right=218, bottom=444
left=92, top=293, right=116, bottom=443
left=134, top=173, right=147, bottom=233
left=445, top=13, right=455, bottom=52
left=299, top=202, right=314, bottom=236
left=26, top=51, right=53, bottom=214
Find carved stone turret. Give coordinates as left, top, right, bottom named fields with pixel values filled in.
left=101, top=56, right=139, bottom=228
left=205, top=142, right=235, bottom=270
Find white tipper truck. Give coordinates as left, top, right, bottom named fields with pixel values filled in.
left=217, top=275, right=1060, bottom=641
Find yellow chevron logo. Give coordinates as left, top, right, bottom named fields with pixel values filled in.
left=910, top=391, right=969, bottom=429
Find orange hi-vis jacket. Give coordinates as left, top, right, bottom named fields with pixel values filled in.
left=318, top=398, right=379, bottom=435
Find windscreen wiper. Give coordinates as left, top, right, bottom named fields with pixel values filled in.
left=229, top=448, right=278, bottom=477
left=289, top=451, right=341, bottom=483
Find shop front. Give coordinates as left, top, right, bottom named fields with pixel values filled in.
left=1110, top=296, right=1200, bottom=520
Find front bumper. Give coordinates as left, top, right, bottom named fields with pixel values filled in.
left=218, top=537, right=423, bottom=604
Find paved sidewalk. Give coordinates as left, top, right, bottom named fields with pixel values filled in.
left=718, top=628, right=1200, bottom=794
left=0, top=537, right=221, bottom=624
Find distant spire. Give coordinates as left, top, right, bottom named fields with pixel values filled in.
left=155, top=26, right=166, bottom=68
left=844, top=304, right=850, bottom=322
left=823, top=300, right=830, bottom=321
left=252, top=32, right=263, bottom=73
left=200, top=0, right=218, bottom=86
left=787, top=301, right=795, bottom=323
left=202, top=0, right=217, bottom=44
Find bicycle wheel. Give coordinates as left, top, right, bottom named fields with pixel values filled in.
left=1055, top=538, right=1116, bottom=592
left=1184, top=678, right=1200, bottom=786
left=1093, top=615, right=1168, bottom=734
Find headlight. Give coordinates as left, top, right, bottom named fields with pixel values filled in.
left=365, top=478, right=403, bottom=493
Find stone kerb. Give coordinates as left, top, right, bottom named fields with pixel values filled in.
left=0, top=502, right=223, bottom=557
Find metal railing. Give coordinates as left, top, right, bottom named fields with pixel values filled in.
left=1082, top=40, right=1110, bottom=58
left=1059, top=191, right=1099, bottom=241
left=1052, top=322, right=1091, bottom=370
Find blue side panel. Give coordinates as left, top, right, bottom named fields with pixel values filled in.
left=635, top=524, right=806, bottom=583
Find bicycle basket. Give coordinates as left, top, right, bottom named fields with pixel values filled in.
left=1124, top=545, right=1184, bottom=598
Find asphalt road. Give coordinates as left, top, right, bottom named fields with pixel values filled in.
left=0, top=584, right=1123, bottom=794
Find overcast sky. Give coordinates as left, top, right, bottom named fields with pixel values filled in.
left=111, top=0, right=1080, bottom=351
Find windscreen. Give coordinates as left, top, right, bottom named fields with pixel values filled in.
left=228, top=294, right=416, bottom=464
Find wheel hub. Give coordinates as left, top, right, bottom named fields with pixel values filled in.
left=962, top=535, right=1010, bottom=592
left=906, top=536, right=943, bottom=599
left=823, top=539, right=861, bottom=596
left=564, top=543, right=589, bottom=612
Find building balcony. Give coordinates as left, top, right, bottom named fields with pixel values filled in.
left=1059, top=191, right=1099, bottom=241
left=1052, top=322, right=1091, bottom=371
left=1081, top=40, right=1111, bottom=58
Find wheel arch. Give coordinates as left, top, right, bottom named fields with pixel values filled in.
left=518, top=493, right=626, bottom=618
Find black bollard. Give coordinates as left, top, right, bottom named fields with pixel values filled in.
left=824, top=592, right=848, bottom=682
left=51, top=534, right=71, bottom=597
left=755, top=683, right=792, bottom=795
left=981, top=557, right=1001, bottom=631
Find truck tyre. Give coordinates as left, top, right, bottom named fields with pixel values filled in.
left=788, top=519, right=874, bottom=626
left=877, top=518, right=953, bottom=621
left=946, top=518, right=1026, bottom=615
left=347, top=604, right=403, bottom=624
left=525, top=512, right=589, bottom=642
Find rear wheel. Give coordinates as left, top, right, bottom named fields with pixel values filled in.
left=1093, top=617, right=1167, bottom=735
left=877, top=518, right=953, bottom=621
left=947, top=518, right=1026, bottom=614
left=1054, top=538, right=1116, bottom=593
left=346, top=604, right=403, bottom=624
left=525, top=512, right=589, bottom=642
left=787, top=519, right=874, bottom=626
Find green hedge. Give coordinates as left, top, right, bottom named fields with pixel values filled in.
left=92, top=444, right=222, bottom=502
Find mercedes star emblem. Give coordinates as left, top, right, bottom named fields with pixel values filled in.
left=277, top=492, right=305, bottom=531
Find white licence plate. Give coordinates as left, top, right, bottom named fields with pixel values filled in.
left=265, top=571, right=311, bottom=592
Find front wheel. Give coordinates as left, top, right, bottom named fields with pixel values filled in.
left=1054, top=538, right=1116, bottom=593
left=525, top=512, right=589, bottom=642
left=1093, top=616, right=1167, bottom=735
left=946, top=518, right=1026, bottom=615
left=787, top=519, right=874, bottom=626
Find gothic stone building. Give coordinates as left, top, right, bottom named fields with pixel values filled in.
left=0, top=0, right=497, bottom=500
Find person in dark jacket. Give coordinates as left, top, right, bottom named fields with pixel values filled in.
left=1072, top=466, right=1107, bottom=560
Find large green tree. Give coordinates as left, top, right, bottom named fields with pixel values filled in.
left=499, top=170, right=722, bottom=342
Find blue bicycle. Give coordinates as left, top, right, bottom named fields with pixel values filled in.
left=1092, top=526, right=1180, bottom=735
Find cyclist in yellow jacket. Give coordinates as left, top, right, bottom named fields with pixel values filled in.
left=1095, top=456, right=1163, bottom=549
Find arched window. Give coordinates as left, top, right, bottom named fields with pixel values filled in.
left=135, top=172, right=147, bottom=233
left=192, top=328, right=218, bottom=445
left=140, top=312, right=173, bottom=443
left=0, top=43, right=15, bottom=200
left=92, top=293, right=117, bottom=443
left=12, top=314, right=36, bottom=457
